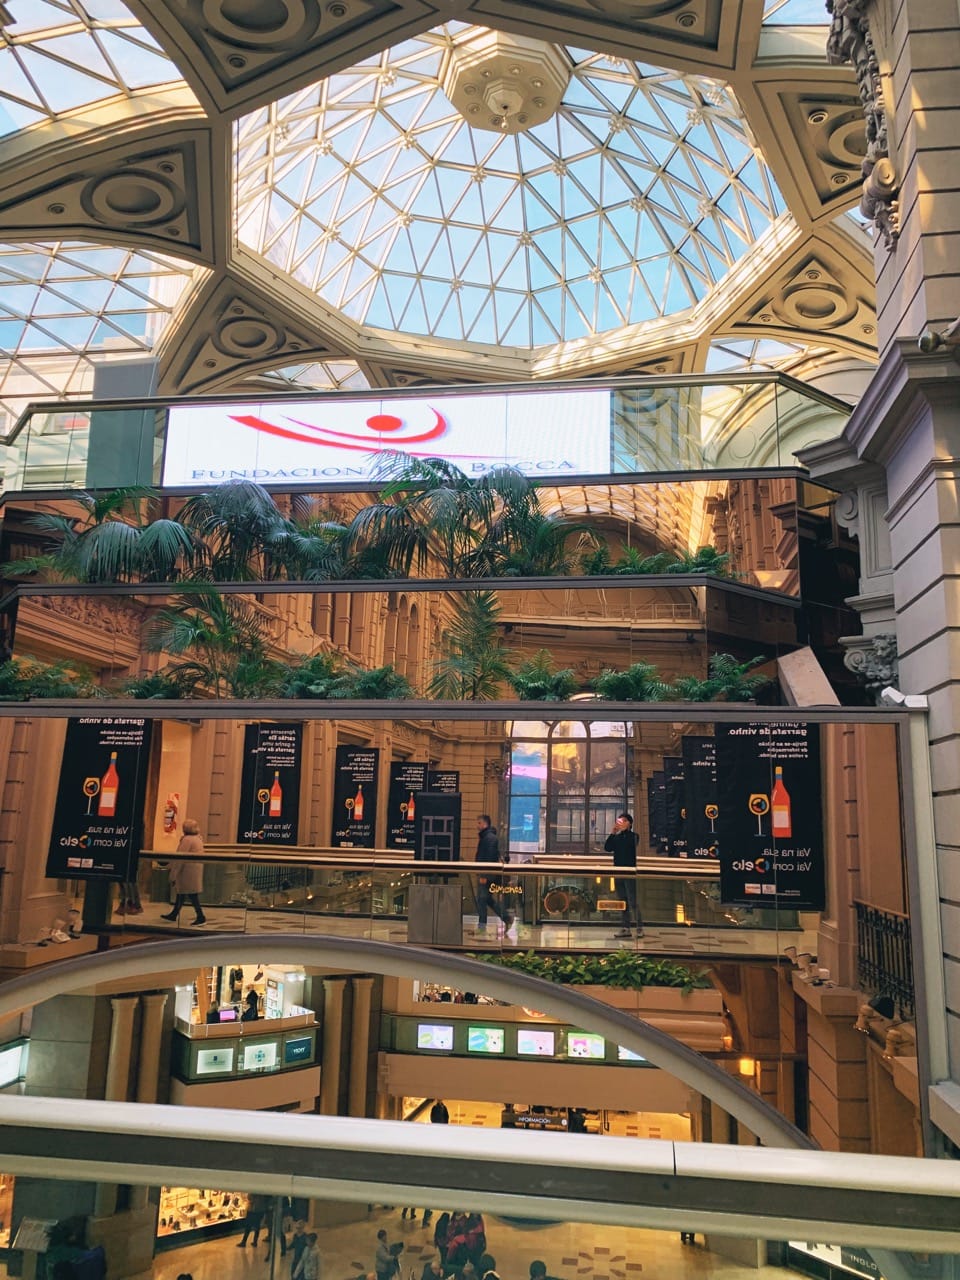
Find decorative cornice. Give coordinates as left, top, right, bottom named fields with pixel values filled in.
left=826, top=0, right=898, bottom=247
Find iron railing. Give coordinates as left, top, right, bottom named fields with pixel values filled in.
left=854, top=900, right=914, bottom=1019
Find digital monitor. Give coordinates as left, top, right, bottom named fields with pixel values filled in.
left=567, top=1031, right=605, bottom=1060
left=517, top=1028, right=555, bottom=1057
left=417, top=1024, right=454, bottom=1051
left=467, top=1026, right=505, bottom=1054
left=218, top=1008, right=238, bottom=1022
left=196, top=1046, right=235, bottom=1076
left=241, top=1041, right=279, bottom=1072
left=617, top=1045, right=647, bottom=1062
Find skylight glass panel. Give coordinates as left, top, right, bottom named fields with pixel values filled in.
left=763, top=0, right=829, bottom=22
left=236, top=25, right=785, bottom=349
left=0, top=0, right=188, bottom=141
left=0, top=240, right=195, bottom=423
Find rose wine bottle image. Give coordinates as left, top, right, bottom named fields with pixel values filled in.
left=353, top=783, right=364, bottom=822
left=269, top=771, right=282, bottom=817
left=406, top=791, right=415, bottom=821
left=771, top=765, right=792, bottom=838
left=98, top=752, right=119, bottom=817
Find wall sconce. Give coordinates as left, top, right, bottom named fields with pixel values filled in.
left=855, top=993, right=896, bottom=1032
left=796, top=953, right=817, bottom=981
left=738, top=1057, right=756, bottom=1078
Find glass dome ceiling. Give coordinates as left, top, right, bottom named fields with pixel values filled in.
left=236, top=27, right=785, bottom=349
left=0, top=0, right=183, bottom=138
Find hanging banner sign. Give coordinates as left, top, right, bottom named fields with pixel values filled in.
left=163, top=390, right=612, bottom=486
left=714, top=722, right=824, bottom=908
left=663, top=755, right=687, bottom=857
left=46, top=717, right=153, bottom=880
left=332, top=745, right=379, bottom=848
left=681, top=735, right=720, bottom=859
left=237, top=723, right=303, bottom=844
left=387, top=761, right=428, bottom=850
left=428, top=770, right=460, bottom=794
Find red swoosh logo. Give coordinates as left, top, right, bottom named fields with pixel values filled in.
left=229, top=410, right=447, bottom=452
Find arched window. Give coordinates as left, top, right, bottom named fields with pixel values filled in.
left=507, top=719, right=630, bottom=855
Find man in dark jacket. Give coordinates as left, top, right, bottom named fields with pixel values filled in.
left=475, top=815, right=513, bottom=932
left=604, top=811, right=642, bottom=938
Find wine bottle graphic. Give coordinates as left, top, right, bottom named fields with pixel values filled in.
left=98, top=752, right=119, bottom=818
left=405, top=791, right=415, bottom=821
left=269, top=771, right=282, bottom=818
left=353, top=783, right=364, bottom=822
left=771, top=765, right=792, bottom=838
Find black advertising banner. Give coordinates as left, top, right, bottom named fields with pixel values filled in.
left=47, top=717, right=153, bottom=880
left=237, top=723, right=302, bottom=844
left=652, top=771, right=669, bottom=854
left=428, top=770, right=460, bottom=794
left=646, top=776, right=659, bottom=850
left=663, top=755, right=687, bottom=857
left=387, top=761, right=428, bottom=849
left=332, top=745, right=379, bottom=848
left=715, top=722, right=824, bottom=908
left=681, top=735, right=719, bottom=859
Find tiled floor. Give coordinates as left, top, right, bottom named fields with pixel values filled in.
left=151, top=1205, right=801, bottom=1280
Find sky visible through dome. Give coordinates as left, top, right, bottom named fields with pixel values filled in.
left=236, top=27, right=785, bottom=349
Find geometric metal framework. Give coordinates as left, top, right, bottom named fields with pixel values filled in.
left=0, top=0, right=879, bottom=422
left=236, top=30, right=784, bottom=347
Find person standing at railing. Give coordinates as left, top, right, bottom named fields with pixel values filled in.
left=604, top=812, right=642, bottom=939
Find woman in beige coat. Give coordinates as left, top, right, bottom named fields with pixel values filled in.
left=161, top=818, right=206, bottom=925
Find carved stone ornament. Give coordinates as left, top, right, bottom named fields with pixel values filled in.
left=826, top=0, right=899, bottom=247
left=843, top=632, right=899, bottom=703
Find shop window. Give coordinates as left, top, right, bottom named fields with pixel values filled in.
left=507, top=719, right=629, bottom=855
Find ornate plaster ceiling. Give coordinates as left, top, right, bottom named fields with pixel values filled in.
left=0, top=0, right=878, bottom=427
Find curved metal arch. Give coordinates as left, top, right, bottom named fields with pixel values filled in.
left=0, top=933, right=812, bottom=1150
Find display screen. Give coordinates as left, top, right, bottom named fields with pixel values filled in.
left=567, top=1032, right=605, bottom=1059
left=617, top=1045, right=647, bottom=1062
left=517, top=1028, right=555, bottom=1057
left=196, top=1046, right=235, bottom=1076
left=467, top=1026, right=505, bottom=1054
left=218, top=1008, right=238, bottom=1022
left=241, top=1041, right=279, bottom=1072
left=284, top=1036, right=314, bottom=1064
left=417, top=1023, right=454, bottom=1051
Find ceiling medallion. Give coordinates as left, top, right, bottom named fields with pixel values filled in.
left=442, top=30, right=572, bottom=134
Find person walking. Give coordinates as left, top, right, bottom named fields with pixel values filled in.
left=604, top=812, right=641, bottom=939
left=289, top=1221, right=309, bottom=1278
left=161, top=818, right=206, bottom=925
left=429, top=1099, right=449, bottom=1125
left=237, top=1193, right=269, bottom=1246
left=293, top=1234, right=320, bottom=1280
left=474, top=815, right=512, bottom=933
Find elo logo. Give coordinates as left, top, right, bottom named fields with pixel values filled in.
left=732, top=857, right=770, bottom=874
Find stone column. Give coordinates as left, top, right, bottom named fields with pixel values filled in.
left=348, top=977, right=375, bottom=1117
left=94, top=996, right=138, bottom=1217
left=129, top=993, right=168, bottom=1212
left=320, top=978, right=346, bottom=1115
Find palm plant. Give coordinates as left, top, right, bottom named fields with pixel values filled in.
left=482, top=511, right=600, bottom=577
left=0, top=657, right=95, bottom=699
left=4, top=487, right=199, bottom=584
left=177, top=480, right=288, bottom=581
left=119, top=668, right=199, bottom=699
left=592, top=661, right=669, bottom=701
left=670, top=653, right=771, bottom=702
left=347, top=454, right=539, bottom=578
left=505, top=648, right=579, bottom=700
left=580, top=543, right=732, bottom=577
left=661, top=546, right=732, bottom=575
left=429, top=591, right=514, bottom=700
left=145, top=589, right=281, bottom=698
